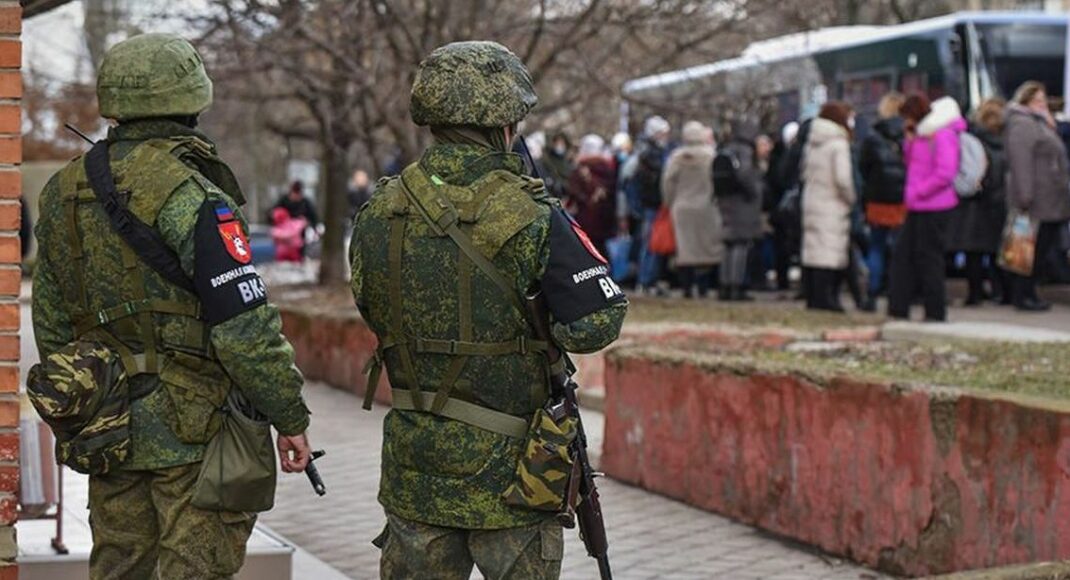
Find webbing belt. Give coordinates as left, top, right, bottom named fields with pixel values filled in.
left=74, top=299, right=202, bottom=337
left=390, top=388, right=528, bottom=439
left=361, top=334, right=544, bottom=411
left=414, top=336, right=548, bottom=356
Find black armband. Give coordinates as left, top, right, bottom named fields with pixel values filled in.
left=193, top=200, right=267, bottom=325
left=542, top=208, right=626, bottom=324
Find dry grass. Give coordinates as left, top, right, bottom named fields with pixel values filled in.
left=618, top=340, right=1070, bottom=400
left=624, top=296, right=884, bottom=330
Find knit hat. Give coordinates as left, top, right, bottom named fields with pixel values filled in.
left=644, top=116, right=670, bottom=138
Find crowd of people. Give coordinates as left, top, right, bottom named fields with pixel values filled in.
left=530, top=79, right=1070, bottom=320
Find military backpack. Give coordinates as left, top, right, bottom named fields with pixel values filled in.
left=29, top=137, right=233, bottom=474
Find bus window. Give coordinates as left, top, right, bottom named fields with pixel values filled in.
left=838, top=73, right=893, bottom=117
left=775, top=91, right=801, bottom=127
left=900, top=72, right=927, bottom=95
left=976, top=23, right=1067, bottom=99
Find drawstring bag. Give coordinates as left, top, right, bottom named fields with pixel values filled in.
left=191, top=390, right=276, bottom=513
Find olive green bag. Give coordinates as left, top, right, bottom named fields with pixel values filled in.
left=191, top=390, right=277, bottom=513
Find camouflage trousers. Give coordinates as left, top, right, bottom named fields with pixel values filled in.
left=375, top=512, right=563, bottom=580
left=88, top=462, right=257, bottom=580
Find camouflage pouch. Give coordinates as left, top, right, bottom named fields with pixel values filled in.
left=502, top=407, right=578, bottom=511
left=159, top=352, right=231, bottom=444
left=27, top=341, right=131, bottom=475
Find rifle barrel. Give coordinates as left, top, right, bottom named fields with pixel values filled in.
left=597, top=556, right=613, bottom=580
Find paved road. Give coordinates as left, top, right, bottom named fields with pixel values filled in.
left=262, top=382, right=886, bottom=580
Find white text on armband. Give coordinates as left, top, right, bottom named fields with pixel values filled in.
left=211, top=265, right=259, bottom=288
left=572, top=265, right=610, bottom=285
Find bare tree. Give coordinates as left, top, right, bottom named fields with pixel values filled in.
left=196, top=0, right=793, bottom=285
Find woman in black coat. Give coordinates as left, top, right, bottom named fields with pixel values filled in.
left=948, top=98, right=1009, bottom=305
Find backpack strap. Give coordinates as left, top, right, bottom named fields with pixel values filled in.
left=398, top=165, right=526, bottom=316
left=84, top=142, right=196, bottom=294
left=386, top=213, right=425, bottom=412
left=360, top=165, right=546, bottom=436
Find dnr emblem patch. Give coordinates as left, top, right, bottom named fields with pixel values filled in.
left=218, top=221, right=252, bottom=264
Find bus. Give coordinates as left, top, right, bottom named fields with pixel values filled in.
left=620, top=12, right=1070, bottom=132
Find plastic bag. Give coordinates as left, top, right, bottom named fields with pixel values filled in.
left=605, top=235, right=632, bottom=282
left=649, top=207, right=676, bottom=256
left=998, top=211, right=1038, bottom=276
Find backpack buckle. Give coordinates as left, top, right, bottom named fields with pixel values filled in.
left=434, top=205, right=459, bottom=231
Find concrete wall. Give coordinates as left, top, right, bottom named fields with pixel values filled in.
left=602, top=349, right=1070, bottom=577
left=279, top=309, right=391, bottom=406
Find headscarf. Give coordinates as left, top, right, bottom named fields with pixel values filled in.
left=781, top=121, right=800, bottom=145
left=644, top=116, right=670, bottom=138
left=681, top=121, right=708, bottom=146
left=578, top=134, right=606, bottom=158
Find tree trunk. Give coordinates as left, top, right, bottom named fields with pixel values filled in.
left=318, top=140, right=350, bottom=285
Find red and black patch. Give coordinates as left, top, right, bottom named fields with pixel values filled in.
left=217, top=220, right=252, bottom=264
left=194, top=201, right=266, bottom=325
left=565, top=212, right=608, bottom=264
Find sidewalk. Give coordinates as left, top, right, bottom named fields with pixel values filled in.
left=262, top=382, right=886, bottom=580
left=16, top=296, right=350, bottom=580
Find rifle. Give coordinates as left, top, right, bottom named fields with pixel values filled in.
left=526, top=293, right=612, bottom=580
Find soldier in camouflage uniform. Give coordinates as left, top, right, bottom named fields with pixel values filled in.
left=350, top=41, right=628, bottom=579
left=32, top=34, right=312, bottom=579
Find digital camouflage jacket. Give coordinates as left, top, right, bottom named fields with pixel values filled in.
left=350, top=143, right=627, bottom=529
left=33, top=120, right=309, bottom=471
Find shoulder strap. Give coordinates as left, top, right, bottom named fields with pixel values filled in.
left=84, top=142, right=196, bottom=295
left=398, top=166, right=526, bottom=316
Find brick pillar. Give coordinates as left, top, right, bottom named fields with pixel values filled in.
left=0, top=2, right=18, bottom=577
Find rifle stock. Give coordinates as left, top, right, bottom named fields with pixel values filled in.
left=525, top=294, right=613, bottom=580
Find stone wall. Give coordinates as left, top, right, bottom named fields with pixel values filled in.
left=602, top=349, right=1070, bottom=577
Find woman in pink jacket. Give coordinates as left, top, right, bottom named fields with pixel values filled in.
left=887, top=94, right=965, bottom=322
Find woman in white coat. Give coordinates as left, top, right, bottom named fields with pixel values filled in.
left=801, top=102, right=858, bottom=312
left=662, top=121, right=724, bottom=298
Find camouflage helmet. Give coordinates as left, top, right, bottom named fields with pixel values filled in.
left=410, top=41, right=537, bottom=128
left=97, top=33, right=213, bottom=121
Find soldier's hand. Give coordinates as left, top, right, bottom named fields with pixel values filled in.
left=278, top=433, right=312, bottom=473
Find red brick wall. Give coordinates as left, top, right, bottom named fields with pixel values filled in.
left=0, top=2, right=18, bottom=575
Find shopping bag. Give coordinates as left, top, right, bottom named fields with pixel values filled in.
left=998, top=211, right=1039, bottom=276
left=605, top=235, right=632, bottom=282
left=649, top=208, right=676, bottom=256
